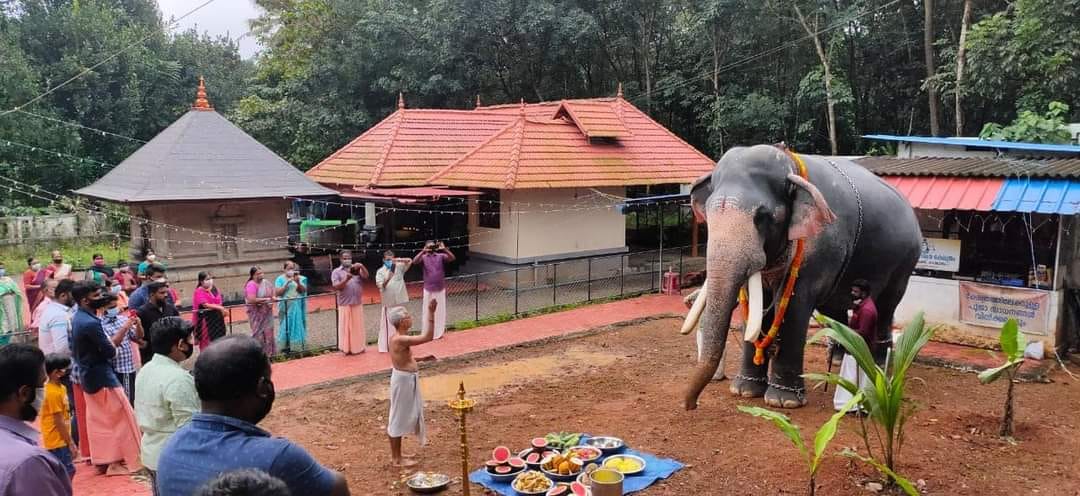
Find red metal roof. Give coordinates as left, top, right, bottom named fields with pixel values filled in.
left=883, top=175, right=1003, bottom=211
left=306, top=96, right=714, bottom=189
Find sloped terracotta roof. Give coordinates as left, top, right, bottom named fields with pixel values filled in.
left=306, top=96, right=714, bottom=189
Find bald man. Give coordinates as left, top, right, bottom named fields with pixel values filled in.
left=156, top=336, right=349, bottom=496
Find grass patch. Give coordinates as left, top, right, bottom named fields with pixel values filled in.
left=449, top=292, right=647, bottom=331
left=0, top=238, right=125, bottom=271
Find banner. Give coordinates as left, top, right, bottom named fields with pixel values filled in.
left=959, top=282, right=1050, bottom=335
left=916, top=238, right=961, bottom=272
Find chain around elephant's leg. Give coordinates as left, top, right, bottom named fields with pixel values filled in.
left=730, top=340, right=768, bottom=397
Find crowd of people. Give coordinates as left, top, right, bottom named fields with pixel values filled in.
left=0, top=240, right=459, bottom=495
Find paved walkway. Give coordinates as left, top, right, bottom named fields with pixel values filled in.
left=71, top=293, right=687, bottom=495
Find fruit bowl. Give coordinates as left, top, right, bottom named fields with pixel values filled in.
left=490, top=465, right=526, bottom=482
left=540, top=453, right=584, bottom=482
left=601, top=454, right=646, bottom=476
left=563, top=446, right=602, bottom=465
left=512, top=470, right=554, bottom=495
left=519, top=448, right=560, bottom=469
left=485, top=446, right=528, bottom=482
left=583, top=436, right=625, bottom=455
left=405, top=472, right=450, bottom=494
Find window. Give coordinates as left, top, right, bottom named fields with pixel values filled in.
left=478, top=190, right=500, bottom=229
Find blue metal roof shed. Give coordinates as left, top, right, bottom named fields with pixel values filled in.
left=862, top=135, right=1080, bottom=154
left=991, top=178, right=1080, bottom=215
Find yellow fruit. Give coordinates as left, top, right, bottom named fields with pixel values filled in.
left=558, top=461, right=570, bottom=474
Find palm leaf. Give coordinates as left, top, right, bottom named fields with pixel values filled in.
left=738, top=406, right=809, bottom=463
left=812, top=391, right=863, bottom=473
left=840, top=448, right=920, bottom=495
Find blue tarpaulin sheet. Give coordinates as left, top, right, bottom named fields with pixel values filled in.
left=468, top=435, right=684, bottom=495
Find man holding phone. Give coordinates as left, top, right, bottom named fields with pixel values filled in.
left=331, top=251, right=368, bottom=355
left=411, top=241, right=455, bottom=340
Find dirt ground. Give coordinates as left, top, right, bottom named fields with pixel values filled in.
left=261, top=317, right=1080, bottom=495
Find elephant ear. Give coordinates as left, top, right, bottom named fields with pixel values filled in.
left=689, top=171, right=713, bottom=222
left=787, top=173, right=837, bottom=240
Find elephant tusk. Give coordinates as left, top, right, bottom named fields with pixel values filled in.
left=681, top=280, right=708, bottom=335
left=744, top=272, right=764, bottom=341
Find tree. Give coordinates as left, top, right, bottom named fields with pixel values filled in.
left=793, top=2, right=839, bottom=155
left=979, top=101, right=1071, bottom=143
left=978, top=318, right=1026, bottom=438
left=953, top=0, right=973, bottom=136
left=923, top=0, right=942, bottom=136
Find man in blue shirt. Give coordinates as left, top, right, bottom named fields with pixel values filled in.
left=156, top=335, right=351, bottom=496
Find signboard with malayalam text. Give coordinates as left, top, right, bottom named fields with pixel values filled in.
left=959, top=282, right=1050, bottom=335
left=916, top=238, right=961, bottom=272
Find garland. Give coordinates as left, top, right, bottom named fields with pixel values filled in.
left=749, top=150, right=810, bottom=366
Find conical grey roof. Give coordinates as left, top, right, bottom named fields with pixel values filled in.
left=76, top=109, right=335, bottom=202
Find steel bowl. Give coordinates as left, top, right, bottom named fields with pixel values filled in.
left=540, top=466, right=582, bottom=483
left=563, top=446, right=603, bottom=465
left=583, top=436, right=626, bottom=455
left=405, top=472, right=451, bottom=494
left=519, top=448, right=560, bottom=469
left=489, top=465, right=527, bottom=483
left=512, top=471, right=554, bottom=495
left=601, top=454, right=646, bottom=476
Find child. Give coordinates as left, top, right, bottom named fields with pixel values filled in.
left=387, top=300, right=436, bottom=468
left=41, top=353, right=79, bottom=479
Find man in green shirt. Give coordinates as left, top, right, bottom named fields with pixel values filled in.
left=134, top=317, right=199, bottom=494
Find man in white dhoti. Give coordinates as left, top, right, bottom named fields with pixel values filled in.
left=834, top=279, right=877, bottom=412
left=412, top=241, right=455, bottom=340
left=376, top=251, right=411, bottom=353
left=387, top=301, right=435, bottom=468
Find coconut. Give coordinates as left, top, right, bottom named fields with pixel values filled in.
left=525, top=453, right=541, bottom=464
left=494, top=466, right=514, bottom=475
left=531, top=437, right=548, bottom=450
left=508, top=457, right=526, bottom=469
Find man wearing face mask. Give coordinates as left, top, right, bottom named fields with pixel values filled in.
left=70, top=282, right=143, bottom=475
left=331, top=250, right=368, bottom=355
left=156, top=335, right=350, bottom=496
left=375, top=250, right=411, bottom=353
left=135, top=317, right=200, bottom=494
left=128, top=264, right=176, bottom=316
left=137, top=282, right=180, bottom=366
left=0, top=344, right=73, bottom=495
left=101, top=296, right=144, bottom=405
left=833, top=279, right=878, bottom=412
left=36, top=279, right=85, bottom=458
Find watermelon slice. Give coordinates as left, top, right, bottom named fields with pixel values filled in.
left=531, top=437, right=548, bottom=450
left=508, top=457, right=526, bottom=469
left=525, top=453, right=541, bottom=464
left=546, top=485, right=569, bottom=496
left=494, top=466, right=513, bottom=475
left=570, top=482, right=588, bottom=496
left=485, top=460, right=501, bottom=468
left=492, top=446, right=512, bottom=464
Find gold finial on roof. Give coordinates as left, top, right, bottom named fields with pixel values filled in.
left=519, top=98, right=526, bottom=115
left=475, top=94, right=482, bottom=108
left=192, top=76, right=213, bottom=111
left=397, top=92, right=405, bottom=110
left=616, top=82, right=623, bottom=99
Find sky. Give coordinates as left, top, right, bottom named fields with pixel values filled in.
left=156, top=0, right=264, bottom=59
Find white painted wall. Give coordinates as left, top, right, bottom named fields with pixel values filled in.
left=469, top=187, right=627, bottom=264
left=899, top=142, right=996, bottom=159
left=895, top=275, right=1061, bottom=347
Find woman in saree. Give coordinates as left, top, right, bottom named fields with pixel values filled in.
left=274, top=261, right=308, bottom=354
left=0, top=262, right=25, bottom=345
left=245, top=266, right=276, bottom=356
left=192, top=271, right=228, bottom=350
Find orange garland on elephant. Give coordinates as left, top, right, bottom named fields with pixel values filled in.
left=748, top=150, right=810, bottom=366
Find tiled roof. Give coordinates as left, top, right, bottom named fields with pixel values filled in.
left=76, top=110, right=336, bottom=202
left=855, top=156, right=1080, bottom=178
left=306, top=96, right=714, bottom=189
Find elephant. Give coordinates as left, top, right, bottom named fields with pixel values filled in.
left=683, top=144, right=922, bottom=410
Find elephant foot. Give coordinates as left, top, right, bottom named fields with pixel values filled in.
left=728, top=374, right=767, bottom=398
left=764, top=382, right=808, bottom=409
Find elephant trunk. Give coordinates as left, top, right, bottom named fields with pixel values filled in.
left=684, top=208, right=765, bottom=411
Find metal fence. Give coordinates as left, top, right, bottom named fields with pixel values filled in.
left=3, top=245, right=705, bottom=360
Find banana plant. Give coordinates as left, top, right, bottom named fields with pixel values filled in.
left=806, top=311, right=934, bottom=494
left=977, top=318, right=1026, bottom=438
left=738, top=392, right=862, bottom=496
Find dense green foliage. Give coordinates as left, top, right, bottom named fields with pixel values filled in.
left=980, top=102, right=1072, bottom=144
left=2, top=0, right=1078, bottom=211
